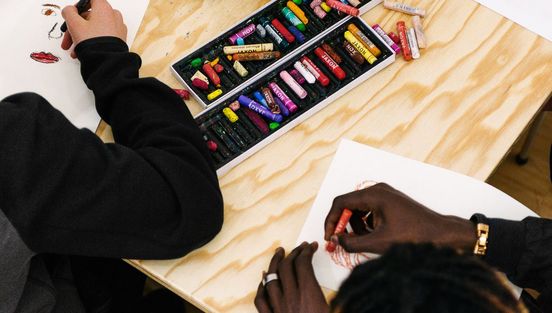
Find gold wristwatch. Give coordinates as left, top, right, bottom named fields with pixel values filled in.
left=473, top=223, right=489, bottom=256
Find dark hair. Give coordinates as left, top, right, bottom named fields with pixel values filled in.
left=331, top=243, right=526, bottom=313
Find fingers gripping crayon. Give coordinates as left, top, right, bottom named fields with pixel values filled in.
left=326, top=208, right=353, bottom=252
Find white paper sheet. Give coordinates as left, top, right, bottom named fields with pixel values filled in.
left=297, top=139, right=538, bottom=291
left=0, top=0, right=150, bottom=131
left=474, top=0, right=552, bottom=42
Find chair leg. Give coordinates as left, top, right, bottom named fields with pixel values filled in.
left=516, top=111, right=546, bottom=165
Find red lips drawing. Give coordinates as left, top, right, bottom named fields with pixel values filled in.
left=30, top=52, right=60, bottom=64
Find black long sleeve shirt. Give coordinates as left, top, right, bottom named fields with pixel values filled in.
left=0, top=37, right=224, bottom=260
left=475, top=215, right=552, bottom=312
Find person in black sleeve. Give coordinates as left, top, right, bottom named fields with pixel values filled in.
left=256, top=179, right=552, bottom=312
left=0, top=0, right=223, bottom=312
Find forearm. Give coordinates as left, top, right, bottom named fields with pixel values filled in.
left=473, top=214, right=552, bottom=293
left=0, top=39, right=223, bottom=259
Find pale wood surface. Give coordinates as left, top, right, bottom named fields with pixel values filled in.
left=489, top=112, right=552, bottom=218
left=95, top=1, right=552, bottom=312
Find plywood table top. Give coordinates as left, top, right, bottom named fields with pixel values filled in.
left=96, top=0, right=552, bottom=312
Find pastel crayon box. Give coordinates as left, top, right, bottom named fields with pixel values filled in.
left=194, top=18, right=395, bottom=174
left=172, top=0, right=383, bottom=107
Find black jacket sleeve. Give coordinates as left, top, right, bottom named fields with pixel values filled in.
left=0, top=37, right=223, bottom=260
left=472, top=214, right=552, bottom=311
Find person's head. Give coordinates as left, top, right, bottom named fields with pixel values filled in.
left=331, top=243, right=527, bottom=313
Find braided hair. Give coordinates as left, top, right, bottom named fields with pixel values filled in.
left=331, top=243, right=527, bottom=313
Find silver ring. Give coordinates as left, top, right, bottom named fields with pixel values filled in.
left=262, top=273, right=279, bottom=287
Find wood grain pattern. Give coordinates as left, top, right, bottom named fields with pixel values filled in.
left=95, top=1, right=552, bottom=312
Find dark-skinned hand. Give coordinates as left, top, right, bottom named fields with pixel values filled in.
left=324, top=183, right=477, bottom=254
left=255, top=242, right=328, bottom=313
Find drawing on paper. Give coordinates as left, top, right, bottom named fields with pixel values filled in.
left=327, top=179, right=377, bottom=269
left=48, top=22, right=63, bottom=40
left=41, top=4, right=61, bottom=16
left=330, top=245, right=372, bottom=269
left=30, top=52, right=60, bottom=63
left=32, top=3, right=63, bottom=63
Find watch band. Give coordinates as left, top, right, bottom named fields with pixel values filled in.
left=470, top=214, right=490, bottom=256
left=473, top=223, right=489, bottom=256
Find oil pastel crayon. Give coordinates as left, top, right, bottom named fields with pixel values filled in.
left=282, top=7, right=306, bottom=32
left=300, top=56, right=330, bottom=86
left=294, top=61, right=316, bottom=84
left=397, top=21, right=412, bottom=61
left=233, top=61, right=249, bottom=77
left=326, top=208, right=353, bottom=252
left=207, top=89, right=223, bottom=101
left=274, top=96, right=290, bottom=117
left=229, top=24, right=257, bottom=44
left=241, top=107, right=270, bottom=134
left=314, top=47, right=346, bottom=81
left=310, top=0, right=327, bottom=19
left=407, top=28, right=420, bottom=59
left=325, top=0, right=359, bottom=16
left=271, top=18, right=296, bottom=43
left=347, top=0, right=361, bottom=6
left=238, top=95, right=283, bottom=122
left=261, top=87, right=281, bottom=114
left=322, top=43, right=343, bottom=63
left=287, top=1, right=309, bottom=25
left=372, top=24, right=401, bottom=54
left=253, top=90, right=269, bottom=108
left=192, top=70, right=209, bottom=84
left=288, top=25, right=306, bottom=43
left=203, top=132, right=231, bottom=158
left=173, top=89, right=191, bottom=100
left=203, top=134, right=218, bottom=152
left=388, top=31, right=400, bottom=45
left=280, top=70, right=308, bottom=99
left=229, top=101, right=263, bottom=138
left=202, top=62, right=221, bottom=87
left=383, top=0, right=426, bottom=17
left=256, top=24, right=267, bottom=37
left=223, top=107, right=239, bottom=123
left=233, top=51, right=282, bottom=61
left=213, top=64, right=224, bottom=73
left=290, top=69, right=306, bottom=85
left=192, top=78, right=209, bottom=90
left=342, top=40, right=365, bottom=65
left=191, top=58, right=203, bottom=68
left=347, top=24, right=381, bottom=57
left=320, top=1, right=332, bottom=13
left=412, top=16, right=427, bottom=49
left=269, top=82, right=299, bottom=113
left=260, top=17, right=290, bottom=50
left=344, top=31, right=377, bottom=64
left=223, top=43, right=274, bottom=54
